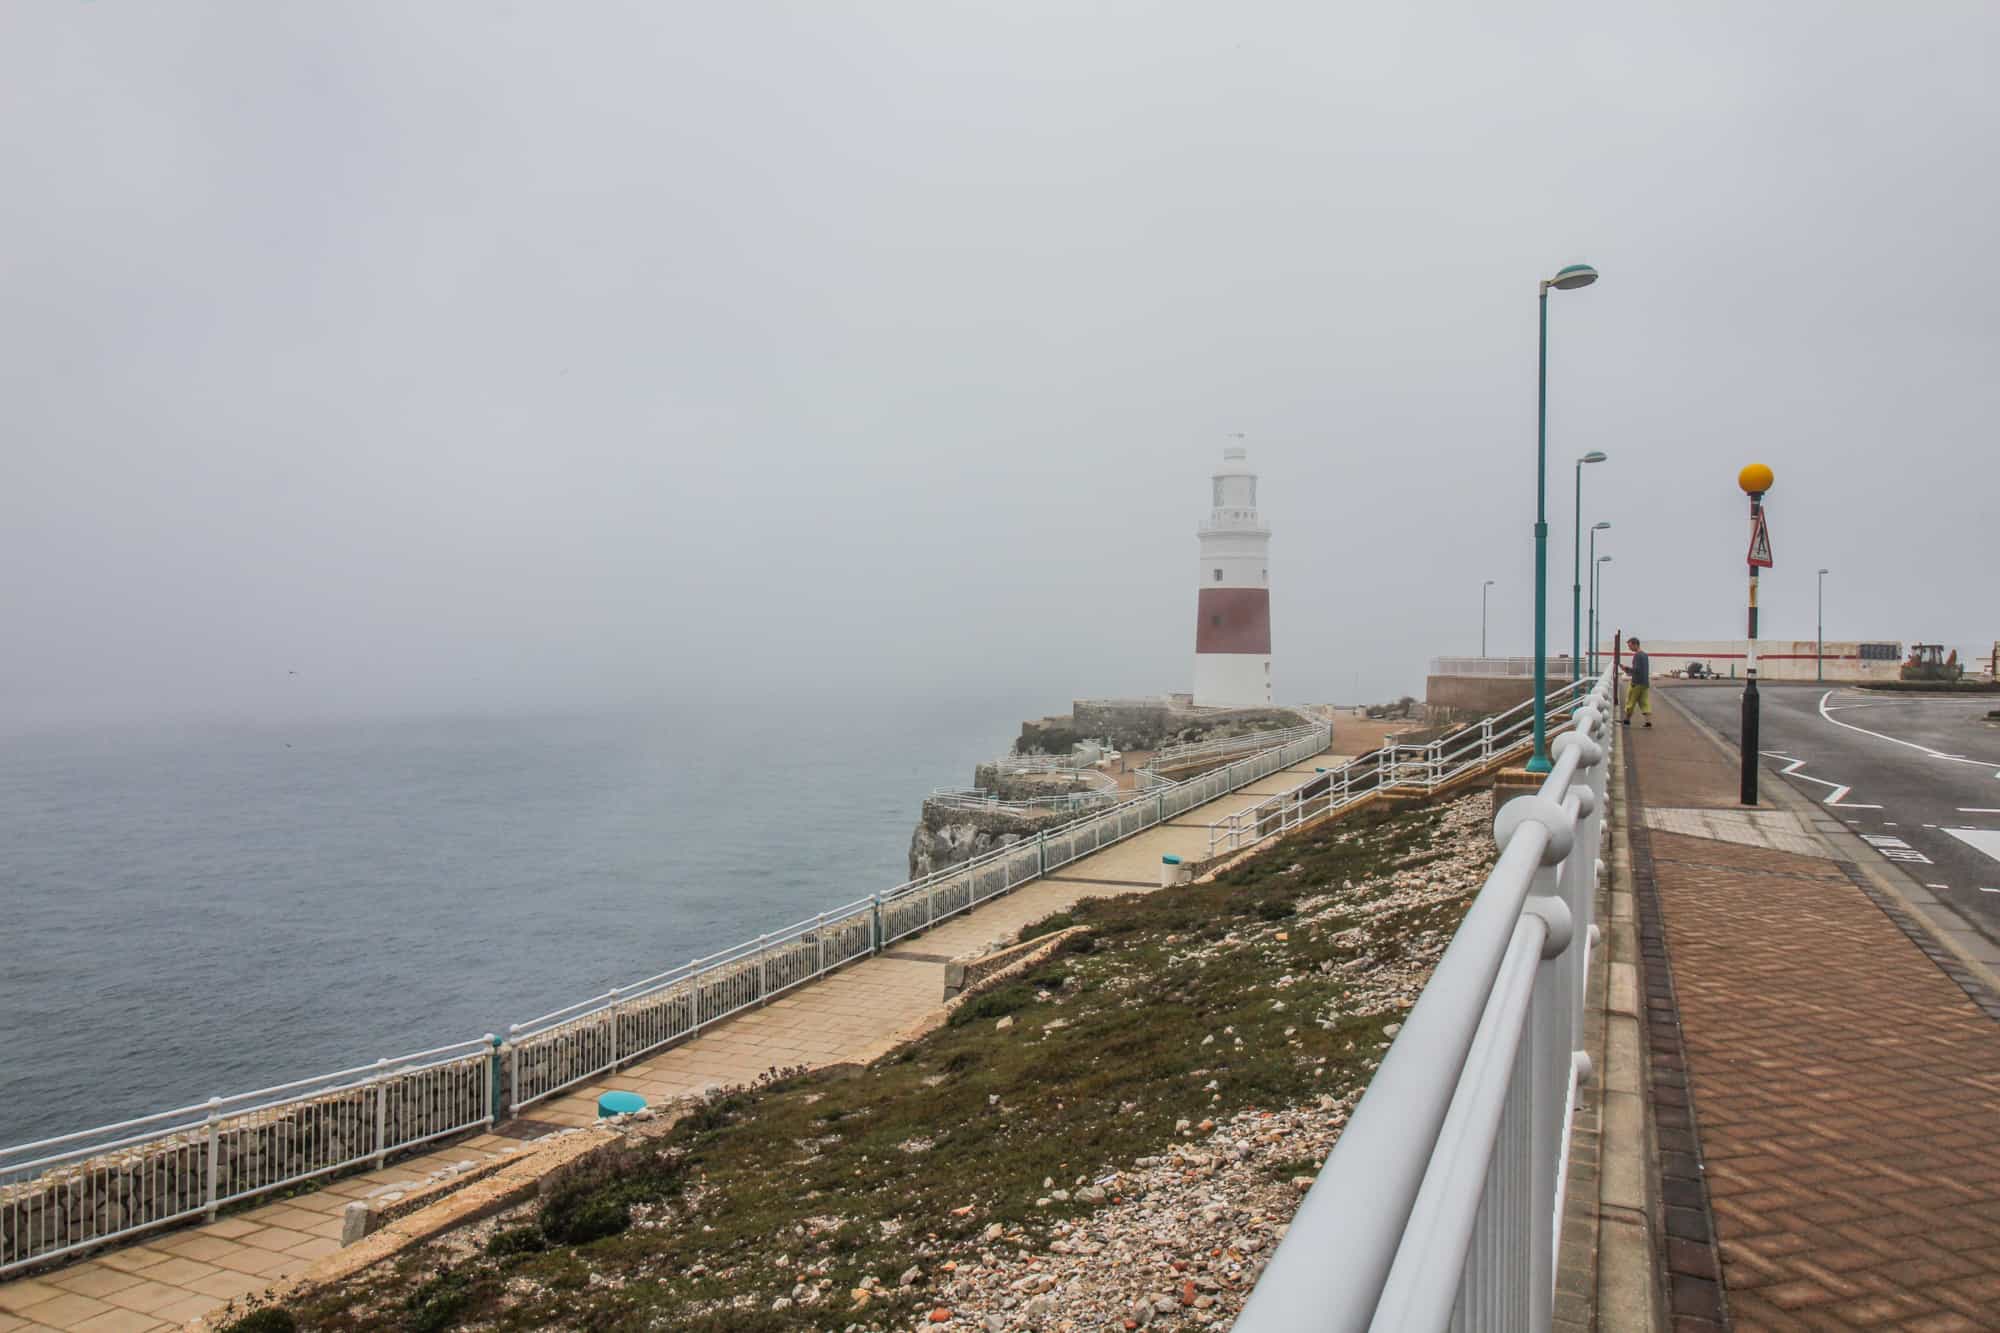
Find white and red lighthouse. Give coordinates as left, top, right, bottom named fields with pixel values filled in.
left=1193, top=446, right=1272, bottom=706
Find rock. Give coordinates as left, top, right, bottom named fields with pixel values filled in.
left=1293, top=1176, right=1314, bottom=1193
left=902, top=1266, right=924, bottom=1287
left=996, top=1016, right=1015, bottom=1030
left=928, top=1309, right=953, bottom=1324
left=1383, top=1023, right=1402, bottom=1037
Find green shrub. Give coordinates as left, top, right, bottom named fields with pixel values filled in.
left=1018, top=912, right=1074, bottom=943
left=539, top=1185, right=632, bottom=1245
left=485, top=1225, right=547, bottom=1258
left=947, top=983, right=1035, bottom=1029
left=221, top=1310, right=296, bottom=1333
left=403, top=1269, right=472, bottom=1333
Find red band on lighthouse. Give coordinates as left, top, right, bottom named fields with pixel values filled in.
left=1196, top=588, right=1272, bottom=654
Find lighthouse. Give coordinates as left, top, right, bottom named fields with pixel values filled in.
left=1193, top=446, right=1273, bottom=707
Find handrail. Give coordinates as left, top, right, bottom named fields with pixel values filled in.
left=3, top=712, right=1335, bottom=1278
left=1203, top=677, right=1594, bottom=860
left=1235, top=667, right=1614, bottom=1330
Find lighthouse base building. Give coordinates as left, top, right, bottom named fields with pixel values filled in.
left=1193, top=446, right=1273, bottom=707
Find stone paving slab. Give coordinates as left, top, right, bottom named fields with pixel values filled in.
left=1632, top=695, right=2000, bottom=1330
left=1642, top=806, right=1831, bottom=859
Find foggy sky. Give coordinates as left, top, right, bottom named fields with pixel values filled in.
left=4, top=1, right=1996, bottom=730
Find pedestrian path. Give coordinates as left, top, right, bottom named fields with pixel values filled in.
left=0, top=747, right=1343, bottom=1332
left=1628, top=693, right=2000, bottom=1330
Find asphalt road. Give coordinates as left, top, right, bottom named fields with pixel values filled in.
left=1668, top=682, right=2000, bottom=944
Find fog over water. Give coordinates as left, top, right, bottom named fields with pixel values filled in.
left=4, top=2, right=1998, bottom=734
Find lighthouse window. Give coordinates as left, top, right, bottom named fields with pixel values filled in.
left=1211, top=614, right=1222, bottom=627
left=1261, top=568, right=1267, bottom=582
left=1213, top=480, right=1224, bottom=505
left=1213, top=568, right=1223, bottom=582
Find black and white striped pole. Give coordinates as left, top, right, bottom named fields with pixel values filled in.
left=1739, top=463, right=1774, bottom=806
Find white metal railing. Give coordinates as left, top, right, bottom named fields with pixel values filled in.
left=1, top=1038, right=494, bottom=1274
left=1204, top=679, right=1594, bottom=859
left=1146, top=720, right=1320, bottom=773
left=926, top=767, right=1125, bottom=814
left=1235, top=668, right=1615, bottom=1331
left=496, top=718, right=1329, bottom=1110
left=3, top=711, right=1347, bottom=1276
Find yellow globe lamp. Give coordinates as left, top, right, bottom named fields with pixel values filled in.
left=1738, top=462, right=1774, bottom=496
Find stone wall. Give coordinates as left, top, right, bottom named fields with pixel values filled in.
left=1020, top=699, right=1308, bottom=754
left=909, top=802, right=1077, bottom=880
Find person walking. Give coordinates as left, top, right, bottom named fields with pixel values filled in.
left=1622, top=636, right=1653, bottom=727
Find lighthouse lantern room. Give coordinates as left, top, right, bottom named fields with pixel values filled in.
left=1193, top=447, right=1273, bottom=706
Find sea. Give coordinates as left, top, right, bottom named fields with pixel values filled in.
left=0, top=689, right=1049, bottom=1150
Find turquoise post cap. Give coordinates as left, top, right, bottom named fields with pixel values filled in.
left=1315, top=767, right=1326, bottom=773
left=1161, top=854, right=1182, bottom=865
left=596, top=1090, right=647, bottom=1118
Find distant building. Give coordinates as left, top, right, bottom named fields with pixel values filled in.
left=1600, top=639, right=1904, bottom=683
left=1194, top=447, right=1272, bottom=707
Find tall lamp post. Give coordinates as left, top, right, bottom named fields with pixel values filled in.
left=1739, top=463, right=1775, bottom=806
left=1588, top=523, right=1611, bottom=671
left=1572, top=451, right=1608, bottom=680
left=1594, top=556, right=1612, bottom=677
left=1817, top=568, right=1830, bottom=683
left=1482, top=579, right=1496, bottom=657
left=1529, top=262, right=1601, bottom=772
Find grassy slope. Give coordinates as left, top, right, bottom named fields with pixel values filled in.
left=271, top=798, right=1487, bottom=1333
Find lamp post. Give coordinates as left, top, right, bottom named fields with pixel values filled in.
left=1588, top=523, right=1610, bottom=671
left=1739, top=463, right=1775, bottom=806
left=1572, top=451, right=1608, bottom=681
left=1482, top=579, right=1495, bottom=657
left=1817, top=568, right=1830, bottom=683
left=1529, top=262, right=1600, bottom=773
left=1594, top=556, right=1612, bottom=677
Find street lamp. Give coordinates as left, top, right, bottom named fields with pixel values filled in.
left=1529, top=261, right=1600, bottom=773
left=1588, top=523, right=1611, bottom=672
left=1818, top=568, right=1830, bottom=683
left=1594, top=556, right=1613, bottom=673
left=1572, top=451, right=1608, bottom=681
left=1482, top=580, right=1496, bottom=657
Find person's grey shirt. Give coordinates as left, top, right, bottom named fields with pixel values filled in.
left=1630, top=652, right=1650, bottom=686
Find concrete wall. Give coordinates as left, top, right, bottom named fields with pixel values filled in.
left=1607, top=639, right=1903, bottom=683
left=1426, top=674, right=1536, bottom=715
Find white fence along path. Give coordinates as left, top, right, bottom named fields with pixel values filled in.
left=2, top=716, right=1333, bottom=1274
left=1235, top=667, right=1615, bottom=1331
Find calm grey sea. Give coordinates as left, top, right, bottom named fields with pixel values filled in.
left=0, top=691, right=1043, bottom=1148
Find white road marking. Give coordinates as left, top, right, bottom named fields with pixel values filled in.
left=1959, top=808, right=2000, bottom=814
left=1982, top=887, right=2000, bottom=895
left=1816, top=691, right=2000, bottom=778
left=1925, top=882, right=1950, bottom=889
left=1860, top=833, right=1934, bottom=864
left=1760, top=751, right=1884, bottom=808
left=1942, top=827, right=2000, bottom=867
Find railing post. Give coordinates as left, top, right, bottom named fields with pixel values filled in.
left=371, top=1058, right=391, bottom=1166
left=607, top=987, right=624, bottom=1067
left=202, top=1096, right=222, bottom=1220
left=507, top=1024, right=523, bottom=1111
left=816, top=912, right=827, bottom=976
left=756, top=935, right=770, bottom=1003
left=1038, top=829, right=1047, bottom=877
left=1481, top=717, right=1494, bottom=760
left=486, top=1034, right=504, bottom=1125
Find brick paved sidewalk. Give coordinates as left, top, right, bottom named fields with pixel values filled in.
left=1629, top=693, right=2000, bottom=1330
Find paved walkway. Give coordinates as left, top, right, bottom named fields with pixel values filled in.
left=1628, top=692, right=2000, bottom=1330
left=0, top=747, right=1344, bottom=1332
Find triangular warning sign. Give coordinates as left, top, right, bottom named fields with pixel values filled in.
left=1748, top=511, right=1773, bottom=568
